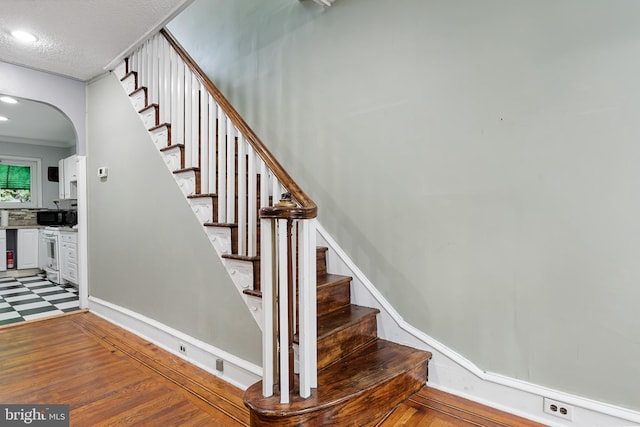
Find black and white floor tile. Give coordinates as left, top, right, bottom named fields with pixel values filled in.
left=0, top=276, right=79, bottom=326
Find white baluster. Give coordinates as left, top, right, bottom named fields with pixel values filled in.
left=298, top=218, right=317, bottom=397
left=151, top=35, right=159, bottom=106
left=261, top=218, right=274, bottom=397
left=226, top=119, right=236, bottom=223
left=248, top=148, right=257, bottom=257
left=217, top=109, right=227, bottom=223
left=208, top=96, right=216, bottom=194
left=191, top=74, right=200, bottom=170
left=161, top=39, right=171, bottom=125
left=237, top=134, right=247, bottom=256
left=140, top=40, right=147, bottom=93
left=170, top=49, right=179, bottom=146
left=184, top=68, right=192, bottom=169
left=176, top=60, right=185, bottom=147
left=260, top=159, right=269, bottom=209
left=278, top=218, right=290, bottom=404
left=200, top=83, right=209, bottom=195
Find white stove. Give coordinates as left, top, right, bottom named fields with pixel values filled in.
left=41, top=226, right=63, bottom=284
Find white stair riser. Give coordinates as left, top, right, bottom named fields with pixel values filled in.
left=114, top=62, right=127, bottom=80
left=140, top=107, right=157, bottom=129
left=161, top=147, right=182, bottom=172
left=130, top=90, right=146, bottom=111
left=224, top=258, right=254, bottom=291
left=189, top=198, right=213, bottom=223
left=150, top=126, right=170, bottom=150
left=205, top=226, right=232, bottom=254
left=121, top=73, right=136, bottom=93
left=175, top=171, right=197, bottom=196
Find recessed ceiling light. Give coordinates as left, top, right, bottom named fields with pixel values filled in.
left=0, top=96, right=18, bottom=104
left=0, top=116, right=9, bottom=122
left=11, top=30, right=37, bottom=44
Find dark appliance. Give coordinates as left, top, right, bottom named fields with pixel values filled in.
left=36, top=210, right=77, bottom=226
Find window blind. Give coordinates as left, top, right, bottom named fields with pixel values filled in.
left=0, top=165, right=31, bottom=190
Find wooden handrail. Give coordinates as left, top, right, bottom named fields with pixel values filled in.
left=160, top=29, right=317, bottom=220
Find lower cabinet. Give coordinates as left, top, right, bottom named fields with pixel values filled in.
left=60, top=231, right=78, bottom=285
left=17, top=229, right=39, bottom=270
left=0, top=230, right=6, bottom=271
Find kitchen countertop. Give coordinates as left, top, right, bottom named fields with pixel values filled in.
left=0, top=225, right=78, bottom=231
left=56, top=227, right=78, bottom=232
left=0, top=225, right=44, bottom=230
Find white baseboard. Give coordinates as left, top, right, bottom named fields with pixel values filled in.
left=88, top=296, right=262, bottom=391
left=315, top=223, right=640, bottom=427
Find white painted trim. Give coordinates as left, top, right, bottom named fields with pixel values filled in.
left=88, top=296, right=262, bottom=391
left=76, top=156, right=88, bottom=309
left=0, top=155, right=42, bottom=209
left=315, top=222, right=640, bottom=427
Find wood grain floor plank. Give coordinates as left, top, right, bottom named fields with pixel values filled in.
left=0, top=312, right=545, bottom=426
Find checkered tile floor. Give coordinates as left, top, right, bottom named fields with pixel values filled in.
left=0, top=276, right=79, bottom=326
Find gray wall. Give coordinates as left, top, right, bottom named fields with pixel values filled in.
left=0, top=140, right=74, bottom=209
left=86, top=73, right=261, bottom=364
left=168, top=0, right=640, bottom=410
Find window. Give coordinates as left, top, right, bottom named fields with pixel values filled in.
left=0, top=156, right=41, bottom=208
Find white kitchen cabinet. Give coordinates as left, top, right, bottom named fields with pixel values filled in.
left=60, top=231, right=78, bottom=285
left=17, top=228, right=39, bottom=269
left=0, top=230, right=6, bottom=271
left=59, top=154, right=78, bottom=200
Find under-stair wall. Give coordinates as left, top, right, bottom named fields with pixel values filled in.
left=86, top=71, right=263, bottom=385
left=115, top=28, right=323, bottom=404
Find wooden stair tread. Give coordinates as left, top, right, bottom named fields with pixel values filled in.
left=317, top=273, right=351, bottom=288
left=244, top=339, right=432, bottom=417
left=188, top=193, right=216, bottom=199
left=159, top=143, right=183, bottom=152
left=241, top=273, right=351, bottom=303
left=316, top=304, right=379, bottom=340
left=222, top=254, right=259, bottom=261
left=173, top=166, right=199, bottom=173
left=204, top=222, right=238, bottom=228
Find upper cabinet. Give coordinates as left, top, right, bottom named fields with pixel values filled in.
left=59, top=154, right=78, bottom=200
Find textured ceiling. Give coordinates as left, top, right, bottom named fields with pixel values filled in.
left=0, top=0, right=192, bottom=147
left=0, top=0, right=192, bottom=81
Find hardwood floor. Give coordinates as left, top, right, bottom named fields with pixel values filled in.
left=0, top=312, right=544, bottom=426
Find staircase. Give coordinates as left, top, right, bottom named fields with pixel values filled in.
left=115, top=29, right=432, bottom=426
left=243, top=248, right=432, bottom=426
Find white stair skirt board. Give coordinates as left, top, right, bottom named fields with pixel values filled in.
left=315, top=223, right=640, bottom=427
left=88, top=296, right=261, bottom=391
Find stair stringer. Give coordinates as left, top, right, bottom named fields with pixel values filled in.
left=114, top=69, right=265, bottom=331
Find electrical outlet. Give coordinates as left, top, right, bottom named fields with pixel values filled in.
left=178, top=342, right=187, bottom=355
left=543, top=397, right=573, bottom=420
